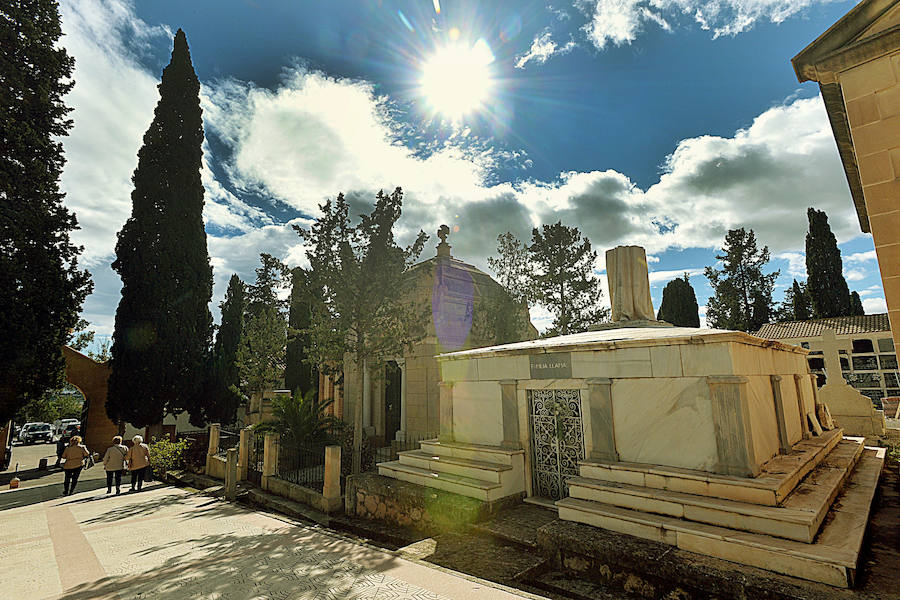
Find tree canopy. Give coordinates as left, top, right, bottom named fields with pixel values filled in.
left=107, top=30, right=212, bottom=427
left=805, top=208, right=851, bottom=319
left=704, top=228, right=778, bottom=332
left=296, top=188, right=428, bottom=473
left=0, top=0, right=92, bottom=424
left=285, top=267, right=317, bottom=397
left=529, top=222, right=607, bottom=336
left=656, top=274, right=700, bottom=327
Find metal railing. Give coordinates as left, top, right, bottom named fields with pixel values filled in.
left=216, top=428, right=240, bottom=458
left=372, top=432, right=438, bottom=467
left=176, top=429, right=209, bottom=471
left=276, top=441, right=325, bottom=492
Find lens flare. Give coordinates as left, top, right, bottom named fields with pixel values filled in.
left=420, top=39, right=494, bottom=119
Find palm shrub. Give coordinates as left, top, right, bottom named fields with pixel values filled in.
left=255, top=388, right=342, bottom=446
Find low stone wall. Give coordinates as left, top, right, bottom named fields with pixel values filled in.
left=266, top=476, right=342, bottom=514
left=207, top=455, right=226, bottom=480
left=346, top=473, right=523, bottom=533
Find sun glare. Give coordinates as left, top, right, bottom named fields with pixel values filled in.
left=420, top=39, right=494, bottom=120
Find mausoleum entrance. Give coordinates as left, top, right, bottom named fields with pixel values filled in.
left=384, top=360, right=402, bottom=443
left=529, top=388, right=585, bottom=500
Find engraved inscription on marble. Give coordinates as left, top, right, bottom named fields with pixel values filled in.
left=529, top=353, right=572, bottom=379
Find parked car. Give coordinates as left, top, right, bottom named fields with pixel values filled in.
left=18, top=423, right=52, bottom=444
left=52, top=418, right=80, bottom=437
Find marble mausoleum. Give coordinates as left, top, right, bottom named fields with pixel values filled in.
left=375, top=245, right=885, bottom=588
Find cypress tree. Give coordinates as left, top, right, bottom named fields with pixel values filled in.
left=805, top=208, right=851, bottom=318
left=193, top=274, right=244, bottom=425
left=107, top=30, right=212, bottom=427
left=656, top=274, right=700, bottom=327
left=0, top=0, right=92, bottom=423
left=849, top=291, right=865, bottom=316
left=285, top=267, right=317, bottom=397
left=704, top=228, right=778, bottom=332
left=791, top=280, right=812, bottom=321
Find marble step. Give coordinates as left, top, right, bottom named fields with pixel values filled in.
left=567, top=438, right=863, bottom=542
left=377, top=460, right=503, bottom=502
left=397, top=450, right=512, bottom=484
left=578, top=428, right=845, bottom=506
left=557, top=447, right=885, bottom=588
left=418, top=439, right=524, bottom=466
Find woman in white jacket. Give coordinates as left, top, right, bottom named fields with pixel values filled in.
left=102, top=435, right=128, bottom=495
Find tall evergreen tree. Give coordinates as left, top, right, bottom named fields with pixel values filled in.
left=107, top=30, right=212, bottom=427
left=194, top=274, right=245, bottom=425
left=849, top=291, right=865, bottom=316
left=775, top=279, right=812, bottom=322
left=482, top=233, right=535, bottom=344
left=285, top=267, right=317, bottom=397
left=704, top=228, right=778, bottom=332
left=656, top=274, right=700, bottom=327
left=0, top=0, right=92, bottom=423
left=805, top=208, right=851, bottom=318
left=529, top=222, right=607, bottom=336
left=246, top=253, right=289, bottom=318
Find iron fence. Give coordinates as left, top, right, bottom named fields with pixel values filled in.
left=216, top=428, right=240, bottom=458
left=276, top=441, right=325, bottom=492
left=176, top=429, right=209, bottom=472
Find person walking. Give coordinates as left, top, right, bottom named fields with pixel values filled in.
left=102, top=436, right=128, bottom=495
left=125, top=435, right=151, bottom=492
left=61, top=436, right=89, bottom=496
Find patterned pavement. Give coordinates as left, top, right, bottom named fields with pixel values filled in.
left=0, top=484, right=541, bottom=600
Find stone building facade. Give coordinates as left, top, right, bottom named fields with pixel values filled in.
left=793, top=0, right=900, bottom=355
left=757, top=314, right=898, bottom=408
left=321, top=237, right=537, bottom=446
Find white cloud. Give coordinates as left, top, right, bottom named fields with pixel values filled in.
left=845, top=250, right=877, bottom=264
left=862, top=297, right=888, bottom=314
left=576, top=0, right=838, bottom=49
left=844, top=268, right=867, bottom=282
left=777, top=251, right=806, bottom=278
left=859, top=285, right=884, bottom=298
left=515, top=31, right=576, bottom=69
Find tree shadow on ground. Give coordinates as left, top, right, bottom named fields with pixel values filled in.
left=57, top=512, right=421, bottom=600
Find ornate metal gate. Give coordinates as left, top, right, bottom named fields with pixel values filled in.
left=247, top=431, right=264, bottom=485
left=529, top=389, right=585, bottom=500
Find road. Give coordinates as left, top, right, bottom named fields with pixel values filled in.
left=3, top=439, right=59, bottom=472
left=1, top=440, right=108, bottom=504
left=0, top=483, right=542, bottom=600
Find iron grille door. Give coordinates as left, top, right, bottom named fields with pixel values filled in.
left=247, top=432, right=264, bottom=485
left=529, top=389, right=585, bottom=500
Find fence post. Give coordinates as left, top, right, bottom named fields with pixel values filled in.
left=262, top=432, right=278, bottom=491
left=238, top=427, right=251, bottom=481
left=225, top=447, right=238, bottom=501
left=205, top=423, right=220, bottom=475
left=324, top=445, right=341, bottom=503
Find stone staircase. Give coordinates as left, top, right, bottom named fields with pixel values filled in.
left=377, top=439, right=526, bottom=503
left=557, top=430, right=885, bottom=587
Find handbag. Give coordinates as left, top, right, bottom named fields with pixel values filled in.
left=84, top=450, right=95, bottom=469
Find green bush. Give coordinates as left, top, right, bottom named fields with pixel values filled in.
left=148, top=437, right=188, bottom=478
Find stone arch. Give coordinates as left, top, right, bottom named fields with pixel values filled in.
left=62, top=346, right=117, bottom=454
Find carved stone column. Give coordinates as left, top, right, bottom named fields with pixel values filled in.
left=397, top=359, right=407, bottom=442
left=499, top=380, right=521, bottom=449
left=708, top=375, right=759, bottom=477
left=587, top=378, right=618, bottom=462
left=769, top=375, right=791, bottom=454
left=793, top=374, right=811, bottom=439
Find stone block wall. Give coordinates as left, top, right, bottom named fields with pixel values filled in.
left=346, top=472, right=522, bottom=533
left=840, top=51, right=900, bottom=354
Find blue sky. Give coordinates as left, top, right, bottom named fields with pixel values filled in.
left=58, top=0, right=885, bottom=337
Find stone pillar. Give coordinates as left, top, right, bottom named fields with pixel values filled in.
left=769, top=375, right=791, bottom=454
left=225, top=447, right=237, bottom=501
left=439, top=381, right=454, bottom=443
left=324, top=445, right=341, bottom=502
left=793, top=374, right=811, bottom=439
left=606, top=245, right=655, bottom=322
left=262, top=432, right=278, bottom=491
left=587, top=378, right=618, bottom=462
left=238, top=427, right=251, bottom=481
left=499, top=380, right=521, bottom=449
left=707, top=376, right=759, bottom=477
left=396, top=359, right=407, bottom=442
left=205, top=423, right=220, bottom=475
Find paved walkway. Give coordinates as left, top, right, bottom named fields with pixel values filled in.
left=0, top=483, right=543, bottom=600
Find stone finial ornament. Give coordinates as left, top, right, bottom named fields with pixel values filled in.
left=437, top=224, right=451, bottom=257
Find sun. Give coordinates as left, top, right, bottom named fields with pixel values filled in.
left=420, top=39, right=494, bottom=120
